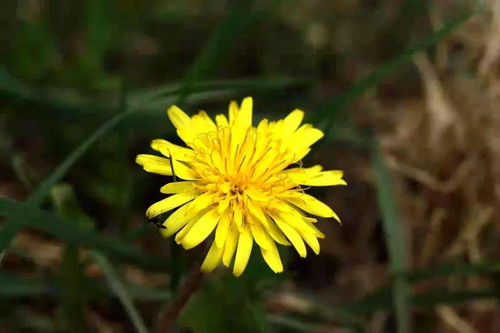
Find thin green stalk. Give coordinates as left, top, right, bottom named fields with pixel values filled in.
left=316, top=8, right=477, bottom=137
left=372, top=140, right=410, bottom=333
left=93, top=252, right=148, bottom=333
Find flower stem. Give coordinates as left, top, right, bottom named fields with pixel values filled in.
left=153, top=268, right=204, bottom=333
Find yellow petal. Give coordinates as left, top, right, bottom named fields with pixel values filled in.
left=200, top=241, right=223, bottom=273
left=228, top=100, right=239, bottom=125
left=215, top=212, right=230, bottom=248
left=215, top=114, right=228, bottom=127
left=175, top=220, right=196, bottom=244
left=169, top=159, right=198, bottom=180
left=233, top=228, right=253, bottom=277
left=161, top=203, right=192, bottom=237
left=282, top=192, right=340, bottom=221
left=283, top=109, right=304, bottom=134
left=191, top=110, right=217, bottom=133
left=271, top=213, right=307, bottom=258
left=297, top=169, right=347, bottom=187
left=247, top=200, right=268, bottom=228
left=288, top=124, right=324, bottom=151
left=217, top=197, right=230, bottom=214
left=150, top=139, right=194, bottom=161
left=190, top=192, right=215, bottom=212
left=237, top=96, right=253, bottom=129
left=136, top=154, right=172, bottom=175
left=260, top=240, right=283, bottom=273
left=278, top=210, right=320, bottom=236
left=233, top=204, right=243, bottom=230
left=160, top=181, right=194, bottom=194
left=181, top=208, right=220, bottom=249
left=222, top=225, right=238, bottom=267
left=301, top=232, right=320, bottom=255
left=145, top=192, right=195, bottom=219
left=250, top=222, right=273, bottom=250
left=167, top=105, right=191, bottom=130
left=264, top=216, right=291, bottom=246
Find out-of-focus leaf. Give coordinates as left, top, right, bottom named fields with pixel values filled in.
left=58, top=246, right=86, bottom=332
left=8, top=16, right=58, bottom=80
left=52, top=184, right=90, bottom=332
left=267, top=315, right=326, bottom=333
left=179, top=275, right=272, bottom=333
left=175, top=1, right=258, bottom=105
left=314, top=8, right=477, bottom=136
left=1, top=66, right=306, bottom=119
left=342, top=287, right=500, bottom=315
left=0, top=272, right=171, bottom=301
left=93, top=252, right=148, bottom=333
left=372, top=141, right=410, bottom=333
left=401, top=261, right=500, bottom=282
left=0, top=198, right=168, bottom=272
left=0, top=273, right=52, bottom=297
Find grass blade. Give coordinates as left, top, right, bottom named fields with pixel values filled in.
left=59, top=245, right=86, bottom=332
left=315, top=8, right=477, bottom=136
left=27, top=111, right=133, bottom=206
left=93, top=252, right=148, bottom=333
left=372, top=140, right=410, bottom=333
left=0, top=272, right=52, bottom=297
left=401, top=261, right=500, bottom=282
left=342, top=287, right=500, bottom=315
left=0, top=110, right=134, bottom=257
left=0, top=271, right=171, bottom=301
left=176, top=1, right=257, bottom=106
left=0, top=199, right=168, bottom=271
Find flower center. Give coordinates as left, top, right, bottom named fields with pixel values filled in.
left=189, top=126, right=300, bottom=206
left=230, top=183, right=245, bottom=195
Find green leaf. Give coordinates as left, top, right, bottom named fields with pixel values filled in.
left=179, top=275, right=272, bottom=333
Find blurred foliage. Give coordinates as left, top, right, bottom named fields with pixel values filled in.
left=1, top=0, right=499, bottom=332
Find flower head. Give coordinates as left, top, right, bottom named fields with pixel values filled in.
left=136, top=97, right=346, bottom=276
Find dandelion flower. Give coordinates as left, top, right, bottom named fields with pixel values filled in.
left=136, top=97, right=346, bottom=276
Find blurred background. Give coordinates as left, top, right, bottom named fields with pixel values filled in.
left=1, top=0, right=499, bottom=332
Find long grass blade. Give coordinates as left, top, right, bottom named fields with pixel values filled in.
left=175, top=1, right=257, bottom=106
left=0, top=271, right=171, bottom=301
left=401, top=261, right=500, bottom=282
left=372, top=140, right=410, bottom=333
left=342, top=287, right=500, bottom=315
left=0, top=110, right=134, bottom=258
left=93, top=252, right=149, bottom=333
left=0, top=199, right=168, bottom=271
left=315, top=8, right=477, bottom=136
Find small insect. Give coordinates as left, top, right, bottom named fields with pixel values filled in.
left=147, top=152, right=177, bottom=230
left=147, top=217, right=166, bottom=229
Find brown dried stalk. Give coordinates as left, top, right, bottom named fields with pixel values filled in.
left=153, top=268, right=204, bottom=333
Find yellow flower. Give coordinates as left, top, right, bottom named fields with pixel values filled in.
left=136, top=97, right=346, bottom=276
